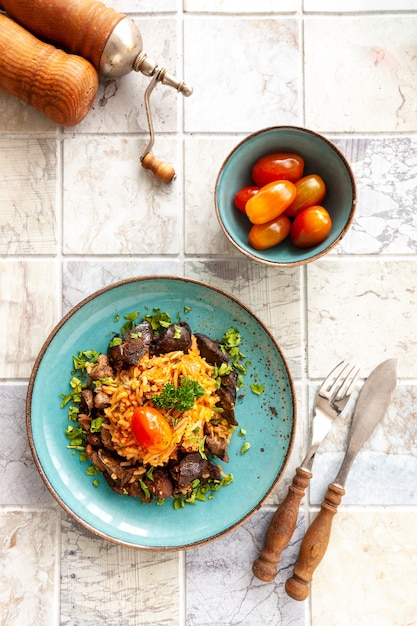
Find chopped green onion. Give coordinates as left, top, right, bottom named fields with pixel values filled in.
left=250, top=383, right=265, bottom=395
left=241, top=442, right=251, bottom=455
left=90, top=417, right=104, bottom=433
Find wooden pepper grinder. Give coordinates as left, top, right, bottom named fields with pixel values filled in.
left=0, top=0, right=192, bottom=181
left=0, top=13, right=98, bottom=126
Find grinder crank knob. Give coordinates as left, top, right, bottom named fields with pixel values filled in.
left=0, top=13, right=98, bottom=126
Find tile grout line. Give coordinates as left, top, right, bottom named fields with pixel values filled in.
left=178, top=6, right=188, bottom=626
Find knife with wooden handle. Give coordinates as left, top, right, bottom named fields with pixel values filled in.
left=0, top=13, right=98, bottom=126
left=285, top=357, right=398, bottom=601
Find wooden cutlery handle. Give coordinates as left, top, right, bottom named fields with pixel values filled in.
left=285, top=483, right=345, bottom=601
left=0, top=0, right=124, bottom=71
left=252, top=467, right=312, bottom=582
left=0, top=14, right=98, bottom=126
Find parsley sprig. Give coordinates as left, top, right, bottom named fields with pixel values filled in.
left=152, top=377, right=205, bottom=412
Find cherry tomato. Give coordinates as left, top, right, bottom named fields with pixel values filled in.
left=234, top=186, right=260, bottom=213
left=131, top=406, right=172, bottom=454
left=248, top=214, right=291, bottom=250
left=285, top=174, right=327, bottom=218
left=245, top=180, right=296, bottom=225
left=251, top=152, right=304, bottom=187
left=290, top=206, right=332, bottom=248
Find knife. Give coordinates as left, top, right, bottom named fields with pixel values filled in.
left=285, top=357, right=398, bottom=601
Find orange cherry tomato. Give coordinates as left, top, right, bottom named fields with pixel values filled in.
left=290, top=206, right=332, bottom=248
left=245, top=180, right=296, bottom=225
left=234, top=186, right=260, bottom=213
left=248, top=214, right=291, bottom=250
left=285, top=174, right=327, bottom=218
left=251, top=152, right=304, bottom=187
left=131, top=406, right=172, bottom=454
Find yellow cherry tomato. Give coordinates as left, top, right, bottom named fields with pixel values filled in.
left=248, top=214, right=291, bottom=250
left=285, top=174, right=327, bottom=218
left=245, top=180, right=297, bottom=225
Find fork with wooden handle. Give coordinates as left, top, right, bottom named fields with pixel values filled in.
left=252, top=362, right=359, bottom=582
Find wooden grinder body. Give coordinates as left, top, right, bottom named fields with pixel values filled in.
left=0, top=13, right=98, bottom=125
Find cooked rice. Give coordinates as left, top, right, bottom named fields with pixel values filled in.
left=102, top=336, right=225, bottom=467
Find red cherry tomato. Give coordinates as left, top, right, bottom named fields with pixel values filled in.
left=234, top=186, right=260, bottom=213
left=290, top=206, right=332, bottom=248
left=131, top=406, right=172, bottom=454
left=248, top=214, right=291, bottom=250
left=251, top=152, right=304, bottom=187
left=245, top=180, right=296, bottom=225
left=285, top=174, right=327, bottom=218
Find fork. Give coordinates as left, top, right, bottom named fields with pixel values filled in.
left=252, top=361, right=360, bottom=582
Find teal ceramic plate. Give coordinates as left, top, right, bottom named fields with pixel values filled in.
left=27, top=277, right=295, bottom=550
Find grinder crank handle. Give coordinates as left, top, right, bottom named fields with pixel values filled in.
left=0, top=0, right=124, bottom=72
left=0, top=14, right=98, bottom=126
left=285, top=482, right=345, bottom=601
left=252, top=467, right=312, bottom=582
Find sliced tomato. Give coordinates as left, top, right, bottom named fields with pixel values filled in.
left=251, top=152, right=304, bottom=187
left=245, top=180, right=296, bottom=225
left=285, top=174, right=327, bottom=218
left=290, top=205, right=332, bottom=248
left=131, top=406, right=172, bottom=454
left=234, top=185, right=260, bottom=213
left=248, top=214, right=291, bottom=250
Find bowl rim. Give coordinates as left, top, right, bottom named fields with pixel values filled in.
left=26, top=275, right=297, bottom=550
left=214, top=125, right=357, bottom=267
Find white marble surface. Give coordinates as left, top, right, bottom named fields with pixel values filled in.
left=1, top=2, right=417, bottom=625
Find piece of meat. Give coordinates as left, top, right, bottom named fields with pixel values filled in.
left=107, top=321, right=154, bottom=371
left=78, top=413, right=91, bottom=431
left=123, top=481, right=146, bottom=499
left=220, top=369, right=238, bottom=399
left=127, top=321, right=154, bottom=347
left=216, top=385, right=238, bottom=426
left=85, top=444, right=108, bottom=473
left=86, top=432, right=101, bottom=447
left=214, top=367, right=238, bottom=426
left=145, top=469, right=173, bottom=499
left=79, top=389, right=94, bottom=414
left=204, top=425, right=229, bottom=462
left=171, top=452, right=221, bottom=486
left=108, top=337, right=147, bottom=370
left=151, top=321, right=192, bottom=355
left=100, top=424, right=115, bottom=450
left=86, top=354, right=115, bottom=381
left=97, top=449, right=138, bottom=487
left=195, top=333, right=230, bottom=365
left=93, top=390, right=111, bottom=409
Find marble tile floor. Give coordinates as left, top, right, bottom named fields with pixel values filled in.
left=1, top=1, right=417, bottom=624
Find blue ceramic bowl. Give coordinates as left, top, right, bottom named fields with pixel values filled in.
left=26, top=276, right=296, bottom=550
left=215, top=126, right=356, bottom=266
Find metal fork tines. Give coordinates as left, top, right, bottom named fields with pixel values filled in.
left=317, top=361, right=360, bottom=414
left=306, top=361, right=360, bottom=470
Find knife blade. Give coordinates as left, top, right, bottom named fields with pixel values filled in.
left=285, top=357, right=398, bottom=601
